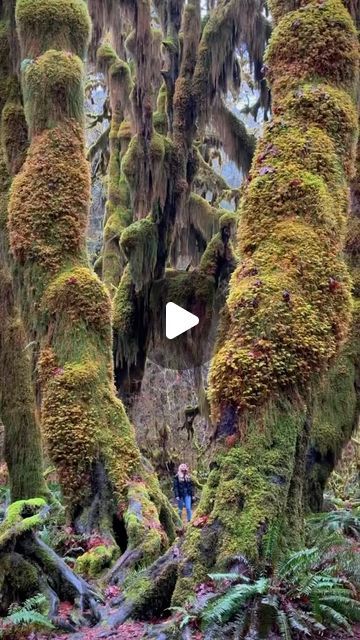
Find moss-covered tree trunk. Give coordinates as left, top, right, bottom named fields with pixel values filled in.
left=123, top=0, right=359, bottom=610
left=0, top=7, right=47, bottom=503
left=306, top=135, right=360, bottom=511
left=8, top=0, right=177, bottom=575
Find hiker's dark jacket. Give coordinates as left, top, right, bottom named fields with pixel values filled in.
left=173, top=475, right=193, bottom=499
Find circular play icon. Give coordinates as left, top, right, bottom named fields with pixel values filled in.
left=165, top=302, right=199, bottom=339
left=147, top=271, right=222, bottom=370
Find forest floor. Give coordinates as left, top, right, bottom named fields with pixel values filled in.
left=41, top=623, right=360, bottom=640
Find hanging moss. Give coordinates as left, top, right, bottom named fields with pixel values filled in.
left=120, top=217, right=158, bottom=292
left=1, top=99, right=28, bottom=175
left=22, top=50, right=84, bottom=135
left=188, top=193, right=220, bottom=243
left=151, top=269, right=215, bottom=315
left=122, top=132, right=166, bottom=206
left=211, top=100, right=256, bottom=173
left=16, top=0, right=91, bottom=58
left=113, top=267, right=139, bottom=367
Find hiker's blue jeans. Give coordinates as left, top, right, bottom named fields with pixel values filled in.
left=178, top=495, right=192, bottom=522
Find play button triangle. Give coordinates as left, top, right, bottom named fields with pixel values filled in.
left=166, top=302, right=199, bottom=340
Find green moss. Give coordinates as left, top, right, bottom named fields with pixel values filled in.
left=312, top=354, right=357, bottom=457
left=188, top=193, right=220, bottom=242
left=173, top=402, right=305, bottom=604
left=120, top=217, right=158, bottom=292
left=125, top=480, right=168, bottom=564
left=266, top=0, right=358, bottom=91
left=240, top=167, right=344, bottom=252
left=210, top=90, right=355, bottom=421
left=256, top=124, right=347, bottom=206
left=1, top=99, right=28, bottom=175
left=113, top=267, right=139, bottom=365
left=156, top=83, right=167, bottom=113
left=118, top=120, right=132, bottom=141
left=151, top=269, right=215, bottom=313
left=0, top=499, right=47, bottom=547
left=122, top=132, right=166, bottom=197
left=153, top=110, right=167, bottom=134
left=0, top=553, right=40, bottom=611
left=16, top=0, right=91, bottom=58
left=277, top=84, right=357, bottom=178
left=96, top=41, right=118, bottom=70
left=44, top=266, right=112, bottom=335
left=75, top=545, right=118, bottom=577
left=9, top=123, right=90, bottom=269
left=22, top=49, right=84, bottom=135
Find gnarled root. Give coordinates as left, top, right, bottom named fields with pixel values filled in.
left=0, top=499, right=101, bottom=627
left=108, top=545, right=182, bottom=627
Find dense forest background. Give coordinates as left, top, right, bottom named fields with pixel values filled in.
left=1, top=0, right=360, bottom=638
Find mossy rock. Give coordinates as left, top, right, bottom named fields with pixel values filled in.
left=16, top=0, right=91, bottom=58
left=75, top=544, right=119, bottom=578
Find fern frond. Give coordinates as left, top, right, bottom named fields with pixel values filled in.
left=276, top=610, right=291, bottom=640
left=202, top=578, right=269, bottom=626
left=208, top=572, right=249, bottom=583
left=317, top=603, right=353, bottom=632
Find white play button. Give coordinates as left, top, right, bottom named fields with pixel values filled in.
left=166, top=302, right=199, bottom=340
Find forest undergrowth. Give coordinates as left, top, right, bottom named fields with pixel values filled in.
left=1, top=448, right=360, bottom=640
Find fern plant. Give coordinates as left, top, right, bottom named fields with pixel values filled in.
left=308, top=506, right=360, bottom=541
left=199, top=538, right=360, bottom=639
left=0, top=594, right=54, bottom=639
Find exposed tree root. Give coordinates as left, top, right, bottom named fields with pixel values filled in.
left=0, top=499, right=101, bottom=627
left=107, top=545, right=182, bottom=628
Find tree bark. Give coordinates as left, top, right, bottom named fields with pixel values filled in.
left=125, top=0, right=360, bottom=611
left=0, top=8, right=47, bottom=502
left=8, top=0, right=177, bottom=573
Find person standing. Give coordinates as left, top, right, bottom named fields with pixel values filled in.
left=173, top=463, right=193, bottom=522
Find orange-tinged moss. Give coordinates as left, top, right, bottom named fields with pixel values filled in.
left=266, top=0, right=358, bottom=91
left=240, top=167, right=344, bottom=252
left=8, top=122, right=90, bottom=269
left=209, top=0, right=357, bottom=425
